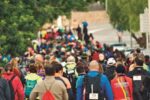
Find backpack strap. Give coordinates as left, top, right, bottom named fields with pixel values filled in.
left=55, top=77, right=67, bottom=87
left=122, top=76, right=131, bottom=97
left=9, top=75, right=16, bottom=82
left=43, top=80, right=56, bottom=91
left=83, top=73, right=102, bottom=93
left=117, top=76, right=128, bottom=99
left=9, top=75, right=17, bottom=94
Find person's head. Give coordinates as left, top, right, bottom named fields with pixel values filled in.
left=107, top=57, right=116, bottom=67
left=136, top=48, right=141, bottom=54
left=44, top=64, right=55, bottom=76
left=115, top=64, right=125, bottom=74
left=128, top=53, right=136, bottom=63
left=89, top=60, right=99, bottom=71
left=29, top=64, right=37, bottom=73
left=4, top=63, right=13, bottom=73
left=10, top=58, right=18, bottom=68
left=53, top=63, right=63, bottom=75
left=67, top=55, right=76, bottom=63
left=99, top=53, right=105, bottom=62
left=35, top=54, right=44, bottom=63
left=35, top=62, right=44, bottom=70
left=135, top=57, right=144, bottom=67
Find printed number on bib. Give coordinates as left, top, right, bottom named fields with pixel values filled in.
left=89, top=93, right=98, bottom=100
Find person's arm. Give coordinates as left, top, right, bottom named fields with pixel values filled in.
left=76, top=85, right=83, bottom=100
left=62, top=85, right=68, bottom=100
left=30, top=84, right=39, bottom=100
left=4, top=80, right=11, bottom=100
left=103, top=75, right=113, bottom=100
left=76, top=77, right=84, bottom=100
left=16, top=77, right=24, bottom=100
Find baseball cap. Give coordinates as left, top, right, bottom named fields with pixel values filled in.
left=107, top=57, right=116, bottom=66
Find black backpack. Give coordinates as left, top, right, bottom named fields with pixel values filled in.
left=132, top=73, right=150, bottom=100
left=64, top=66, right=77, bottom=94
left=8, top=75, right=16, bottom=100
left=142, top=76, right=150, bottom=100
left=84, top=73, right=104, bottom=100
left=104, top=66, right=116, bottom=81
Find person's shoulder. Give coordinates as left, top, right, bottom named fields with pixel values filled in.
left=0, top=77, right=7, bottom=83
left=54, top=80, right=66, bottom=88
left=100, top=74, right=110, bottom=82
left=127, top=71, right=134, bottom=77
left=101, top=74, right=108, bottom=79
left=124, top=75, right=132, bottom=81
left=61, top=76, right=70, bottom=84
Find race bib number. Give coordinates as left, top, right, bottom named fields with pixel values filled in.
left=133, top=75, right=141, bottom=81
left=89, top=93, right=98, bottom=100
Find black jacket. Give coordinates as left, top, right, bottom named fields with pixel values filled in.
left=104, top=66, right=116, bottom=81
left=127, top=67, right=150, bottom=100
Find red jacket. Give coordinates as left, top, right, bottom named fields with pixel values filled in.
left=2, top=72, right=24, bottom=100
left=111, top=75, right=133, bottom=100
left=92, top=52, right=99, bottom=61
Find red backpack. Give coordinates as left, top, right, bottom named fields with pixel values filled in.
left=42, top=81, right=55, bottom=100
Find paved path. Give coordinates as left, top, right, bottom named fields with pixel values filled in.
left=88, top=23, right=137, bottom=48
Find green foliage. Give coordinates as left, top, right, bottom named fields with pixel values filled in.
left=107, top=0, right=148, bottom=32
left=0, top=0, right=90, bottom=56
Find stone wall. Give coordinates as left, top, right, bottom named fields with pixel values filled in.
left=71, top=11, right=109, bottom=28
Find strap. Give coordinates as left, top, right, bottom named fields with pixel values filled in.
left=117, top=77, right=128, bottom=100
left=122, top=76, right=131, bottom=97
left=9, top=75, right=17, bottom=96
left=9, top=75, right=16, bottom=82
left=55, top=77, right=67, bottom=87
left=44, top=80, right=56, bottom=91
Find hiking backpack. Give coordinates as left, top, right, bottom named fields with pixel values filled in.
left=133, top=73, right=150, bottom=100
left=65, top=65, right=77, bottom=94
left=25, top=80, right=37, bottom=97
left=8, top=75, right=16, bottom=100
left=42, top=81, right=55, bottom=100
left=84, top=73, right=104, bottom=100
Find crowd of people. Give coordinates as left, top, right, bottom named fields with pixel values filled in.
left=0, top=22, right=150, bottom=100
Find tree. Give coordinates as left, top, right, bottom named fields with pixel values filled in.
left=107, top=0, right=148, bottom=48
left=0, top=0, right=89, bottom=56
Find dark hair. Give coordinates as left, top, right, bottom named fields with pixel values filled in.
left=135, top=57, right=144, bottom=66
left=4, top=64, right=13, bottom=72
left=0, top=67, right=3, bottom=77
left=76, top=66, right=85, bottom=74
left=145, top=55, right=149, bottom=61
left=44, top=65, right=55, bottom=76
left=116, top=64, right=125, bottom=73
left=53, top=63, right=63, bottom=73
left=29, top=64, right=37, bottom=73
left=136, top=48, right=141, bottom=53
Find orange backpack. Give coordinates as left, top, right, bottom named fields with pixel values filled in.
left=42, top=81, right=55, bottom=100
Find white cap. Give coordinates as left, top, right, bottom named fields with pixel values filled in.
left=107, top=58, right=116, bottom=66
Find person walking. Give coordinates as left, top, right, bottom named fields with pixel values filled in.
left=0, top=67, right=11, bottom=100
left=30, top=64, right=68, bottom=100
left=76, top=60, right=113, bottom=100
left=2, top=64, right=24, bottom=100
left=127, top=57, right=150, bottom=100
left=111, top=64, right=133, bottom=100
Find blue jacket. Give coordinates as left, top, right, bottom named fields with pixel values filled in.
left=76, top=71, right=113, bottom=100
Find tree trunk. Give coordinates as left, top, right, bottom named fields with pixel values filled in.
left=131, top=32, right=146, bottom=48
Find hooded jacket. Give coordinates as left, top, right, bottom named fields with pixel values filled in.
left=2, top=72, right=24, bottom=100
